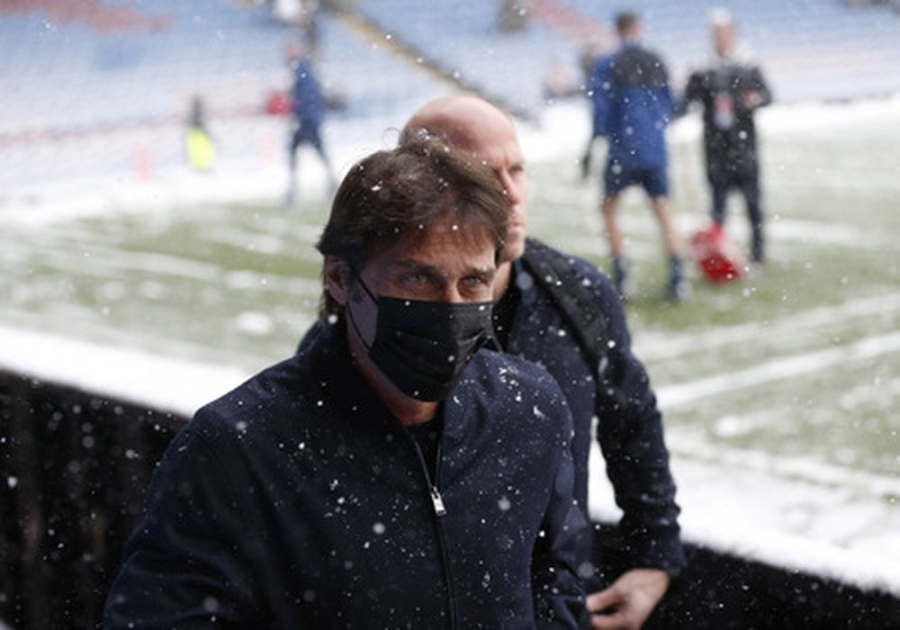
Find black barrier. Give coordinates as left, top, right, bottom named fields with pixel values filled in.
left=591, top=523, right=900, bottom=629
left=0, top=370, right=185, bottom=629
left=1, top=368, right=899, bottom=629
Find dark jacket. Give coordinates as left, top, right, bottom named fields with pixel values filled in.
left=682, top=60, right=772, bottom=184
left=497, top=239, right=685, bottom=580
left=104, top=324, right=587, bottom=629
left=588, top=42, right=674, bottom=168
left=291, top=58, right=325, bottom=127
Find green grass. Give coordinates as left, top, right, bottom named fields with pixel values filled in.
left=529, top=105, right=900, bottom=484
left=2, top=101, right=898, bottom=491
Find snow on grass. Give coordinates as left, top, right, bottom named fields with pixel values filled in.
left=3, top=94, right=900, bottom=595
left=657, top=330, right=900, bottom=409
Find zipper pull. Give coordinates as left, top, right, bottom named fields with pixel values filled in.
left=430, top=486, right=447, bottom=517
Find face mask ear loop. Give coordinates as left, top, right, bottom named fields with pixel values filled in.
left=353, top=271, right=380, bottom=304
left=345, top=268, right=377, bottom=353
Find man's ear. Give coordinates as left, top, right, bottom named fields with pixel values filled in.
left=323, top=256, right=351, bottom=306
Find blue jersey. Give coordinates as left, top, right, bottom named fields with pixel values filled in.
left=589, top=43, right=674, bottom=169
left=291, top=59, right=325, bottom=127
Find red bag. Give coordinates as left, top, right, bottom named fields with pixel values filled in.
left=690, top=223, right=744, bottom=283
left=265, top=91, right=293, bottom=117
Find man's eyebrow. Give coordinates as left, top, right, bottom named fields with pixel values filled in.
left=390, top=259, right=495, bottom=278
left=389, top=259, right=437, bottom=274
left=384, top=259, right=445, bottom=281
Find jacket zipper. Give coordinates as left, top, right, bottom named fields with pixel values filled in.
left=409, top=436, right=457, bottom=629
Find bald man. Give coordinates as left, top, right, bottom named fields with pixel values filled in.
left=400, top=95, right=686, bottom=629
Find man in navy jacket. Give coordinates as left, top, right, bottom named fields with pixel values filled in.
left=105, top=136, right=587, bottom=628
left=401, top=95, right=686, bottom=629
left=588, top=11, right=687, bottom=302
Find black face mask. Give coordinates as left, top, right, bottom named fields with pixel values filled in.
left=347, top=275, right=494, bottom=401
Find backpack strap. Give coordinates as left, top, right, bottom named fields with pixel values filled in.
left=519, top=238, right=611, bottom=385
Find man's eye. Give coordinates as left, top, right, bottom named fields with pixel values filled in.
left=403, top=273, right=432, bottom=287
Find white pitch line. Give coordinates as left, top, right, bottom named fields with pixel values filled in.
left=637, top=292, right=900, bottom=362
left=667, top=431, right=900, bottom=500
left=657, top=330, right=900, bottom=409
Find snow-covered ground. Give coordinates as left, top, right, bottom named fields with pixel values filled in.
left=2, top=94, right=900, bottom=596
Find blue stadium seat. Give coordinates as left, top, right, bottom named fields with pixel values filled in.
left=2, top=0, right=899, bottom=190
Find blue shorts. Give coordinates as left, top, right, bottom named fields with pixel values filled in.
left=289, top=121, right=324, bottom=152
left=603, top=159, right=669, bottom=198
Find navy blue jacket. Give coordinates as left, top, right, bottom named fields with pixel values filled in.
left=291, top=59, right=325, bottom=127
left=104, top=324, right=587, bottom=628
left=588, top=42, right=674, bottom=168
left=499, top=239, right=685, bottom=578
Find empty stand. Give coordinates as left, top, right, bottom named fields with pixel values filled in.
left=1, top=0, right=899, bottom=195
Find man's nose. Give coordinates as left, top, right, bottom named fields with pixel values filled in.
left=442, top=287, right=466, bottom=303
left=499, top=172, right=521, bottom=205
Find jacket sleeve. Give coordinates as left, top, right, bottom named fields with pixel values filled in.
left=677, top=70, right=703, bottom=117
left=590, top=268, right=687, bottom=577
left=531, top=406, right=590, bottom=629
left=587, top=56, right=613, bottom=139
left=103, top=415, right=259, bottom=629
left=660, top=64, right=676, bottom=123
left=747, top=65, right=773, bottom=108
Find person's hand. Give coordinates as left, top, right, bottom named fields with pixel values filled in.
left=585, top=568, right=670, bottom=629
left=580, top=151, right=592, bottom=179
left=742, top=90, right=765, bottom=110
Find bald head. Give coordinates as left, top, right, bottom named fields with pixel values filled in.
left=401, top=95, right=516, bottom=153
left=400, top=94, right=529, bottom=266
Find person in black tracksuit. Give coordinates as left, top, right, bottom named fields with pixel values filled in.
left=104, top=137, right=587, bottom=628
left=681, top=10, right=773, bottom=265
